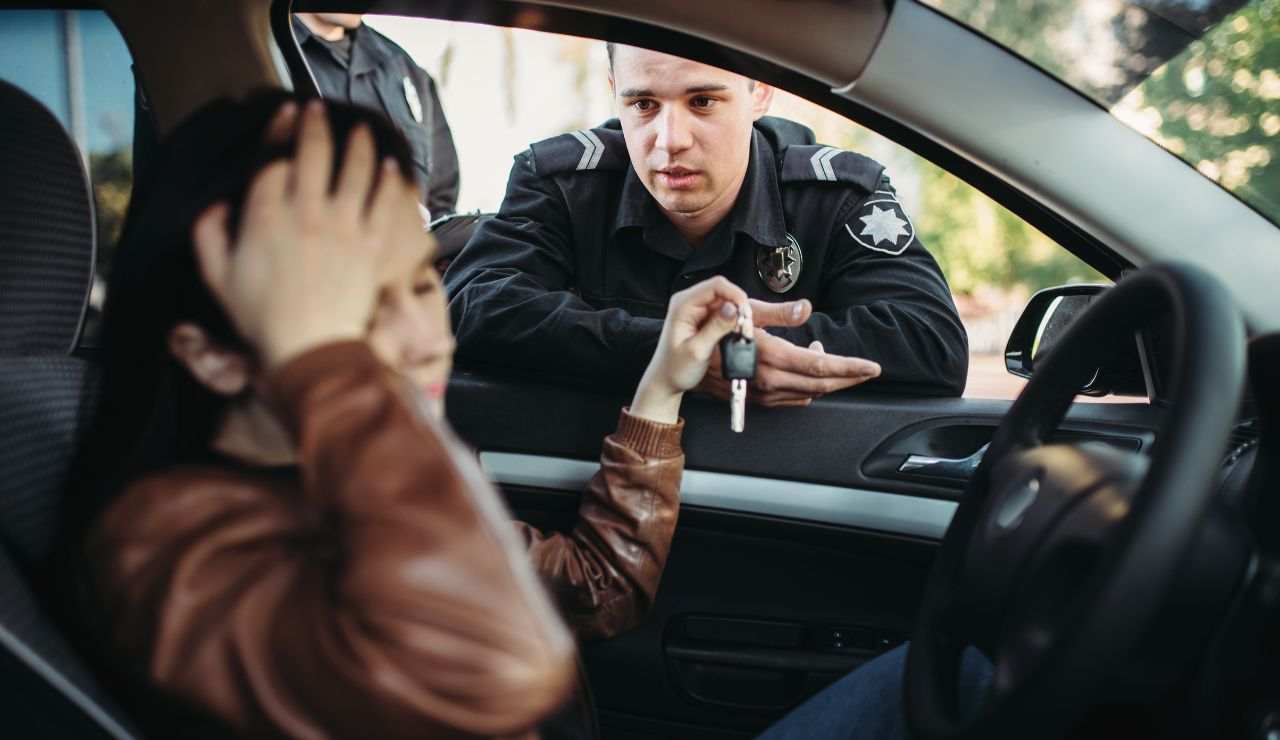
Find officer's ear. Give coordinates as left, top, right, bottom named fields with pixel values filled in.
left=749, top=81, right=775, bottom=120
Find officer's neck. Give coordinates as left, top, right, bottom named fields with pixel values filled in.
left=662, top=171, right=747, bottom=248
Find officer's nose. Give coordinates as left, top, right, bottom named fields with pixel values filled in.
left=653, top=107, right=693, bottom=156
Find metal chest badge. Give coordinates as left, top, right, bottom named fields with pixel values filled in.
left=756, top=233, right=803, bottom=293
left=402, top=76, right=424, bottom=123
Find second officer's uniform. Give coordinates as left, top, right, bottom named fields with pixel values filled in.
left=444, top=117, right=969, bottom=396
left=293, top=17, right=460, bottom=217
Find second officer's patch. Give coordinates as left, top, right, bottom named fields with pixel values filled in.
left=845, top=189, right=914, bottom=255
left=756, top=234, right=803, bottom=293
left=403, top=76, right=424, bottom=123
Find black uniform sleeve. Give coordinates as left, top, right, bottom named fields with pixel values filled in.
left=444, top=152, right=663, bottom=386
left=418, top=71, right=460, bottom=216
left=770, top=182, right=969, bottom=396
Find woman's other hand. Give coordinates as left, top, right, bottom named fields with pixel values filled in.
left=190, top=100, right=416, bottom=369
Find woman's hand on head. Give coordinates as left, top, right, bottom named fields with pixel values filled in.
left=191, top=99, right=417, bottom=369
left=630, top=277, right=754, bottom=424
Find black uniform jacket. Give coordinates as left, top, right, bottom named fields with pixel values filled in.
left=293, top=17, right=460, bottom=216
left=445, top=117, right=968, bottom=396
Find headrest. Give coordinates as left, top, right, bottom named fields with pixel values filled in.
left=0, top=80, right=96, bottom=355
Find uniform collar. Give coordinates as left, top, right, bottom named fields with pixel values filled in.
left=613, top=126, right=790, bottom=265
left=292, top=18, right=390, bottom=76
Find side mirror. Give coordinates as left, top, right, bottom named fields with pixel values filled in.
left=1005, top=284, right=1147, bottom=397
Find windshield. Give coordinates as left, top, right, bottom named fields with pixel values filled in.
left=921, top=0, right=1279, bottom=228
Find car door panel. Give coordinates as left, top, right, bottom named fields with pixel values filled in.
left=446, top=372, right=1163, bottom=738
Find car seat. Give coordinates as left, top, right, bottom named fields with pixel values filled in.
left=0, top=79, right=140, bottom=739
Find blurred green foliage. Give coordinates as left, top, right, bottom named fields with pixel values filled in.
left=1126, top=0, right=1278, bottom=222
left=88, top=147, right=131, bottom=281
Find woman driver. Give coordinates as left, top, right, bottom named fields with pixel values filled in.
left=66, top=94, right=825, bottom=738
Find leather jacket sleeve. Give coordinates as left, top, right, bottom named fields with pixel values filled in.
left=86, top=342, right=576, bottom=739
left=515, top=409, right=685, bottom=642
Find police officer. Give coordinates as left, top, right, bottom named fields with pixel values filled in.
left=292, top=13, right=460, bottom=218
left=445, top=44, right=968, bottom=402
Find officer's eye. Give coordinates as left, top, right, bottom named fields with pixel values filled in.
left=631, top=99, right=657, bottom=113
left=691, top=96, right=717, bottom=110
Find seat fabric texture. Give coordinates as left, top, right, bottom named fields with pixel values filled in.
left=0, top=79, right=140, bottom=739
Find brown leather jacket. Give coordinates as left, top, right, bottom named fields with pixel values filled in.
left=85, top=342, right=685, bottom=738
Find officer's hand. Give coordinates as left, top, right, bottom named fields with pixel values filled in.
left=631, top=277, right=752, bottom=424
left=750, top=333, right=881, bottom=406
left=696, top=299, right=879, bottom=407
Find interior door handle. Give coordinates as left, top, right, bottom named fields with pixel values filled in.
left=898, top=442, right=989, bottom=480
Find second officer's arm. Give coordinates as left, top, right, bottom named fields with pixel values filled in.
left=444, top=151, right=662, bottom=385
left=769, top=182, right=969, bottom=396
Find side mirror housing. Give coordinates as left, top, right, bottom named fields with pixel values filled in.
left=1005, top=284, right=1148, bottom=397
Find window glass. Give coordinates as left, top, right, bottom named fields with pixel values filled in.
left=354, top=16, right=1111, bottom=400
left=0, top=10, right=135, bottom=339
left=920, top=0, right=1279, bottom=230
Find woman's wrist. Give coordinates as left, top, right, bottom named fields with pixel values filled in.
left=630, top=373, right=682, bottom=425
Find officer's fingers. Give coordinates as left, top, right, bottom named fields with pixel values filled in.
left=291, top=100, right=334, bottom=202
left=749, top=298, right=811, bottom=328
left=754, top=364, right=874, bottom=395
left=192, top=202, right=233, bottom=299
left=758, top=334, right=880, bottom=380
left=693, top=371, right=733, bottom=401
left=262, top=100, right=299, bottom=147
left=335, top=123, right=377, bottom=216
left=749, top=386, right=816, bottom=407
left=755, top=396, right=814, bottom=408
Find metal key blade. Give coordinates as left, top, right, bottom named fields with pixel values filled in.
left=730, top=379, right=747, bottom=433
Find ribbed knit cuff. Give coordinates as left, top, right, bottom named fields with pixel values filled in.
left=614, top=407, right=684, bottom=459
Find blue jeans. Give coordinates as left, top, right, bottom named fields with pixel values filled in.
left=757, top=645, right=991, bottom=740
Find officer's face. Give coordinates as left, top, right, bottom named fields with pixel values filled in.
left=611, top=47, right=773, bottom=221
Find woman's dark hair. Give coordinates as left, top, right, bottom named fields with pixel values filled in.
left=73, top=90, right=415, bottom=526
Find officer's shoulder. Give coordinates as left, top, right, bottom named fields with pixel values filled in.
left=779, top=141, right=885, bottom=195
left=527, top=120, right=628, bottom=177
left=360, top=24, right=417, bottom=63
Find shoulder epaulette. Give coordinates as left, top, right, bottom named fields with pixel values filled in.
left=529, top=121, right=628, bottom=176
left=780, top=144, right=884, bottom=193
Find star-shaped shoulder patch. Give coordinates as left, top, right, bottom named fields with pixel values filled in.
left=844, top=190, right=915, bottom=255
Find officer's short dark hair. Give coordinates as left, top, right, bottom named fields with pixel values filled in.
left=605, top=42, right=754, bottom=90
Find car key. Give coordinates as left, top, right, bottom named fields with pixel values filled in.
left=719, top=308, right=756, bottom=433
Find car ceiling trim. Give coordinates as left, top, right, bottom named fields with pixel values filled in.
left=0, top=623, right=137, bottom=740
left=847, top=0, right=1279, bottom=332
left=480, top=452, right=956, bottom=540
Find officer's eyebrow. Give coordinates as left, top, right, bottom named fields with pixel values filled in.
left=617, top=83, right=731, bottom=98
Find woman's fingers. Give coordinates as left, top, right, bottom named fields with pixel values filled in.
left=685, top=300, right=749, bottom=361
left=365, top=158, right=405, bottom=239
left=291, top=100, right=334, bottom=202
left=335, top=123, right=377, bottom=217
left=191, top=202, right=232, bottom=299
left=262, top=100, right=298, bottom=146
left=670, top=276, right=749, bottom=326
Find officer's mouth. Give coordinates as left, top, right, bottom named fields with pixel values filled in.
left=655, top=166, right=702, bottom=190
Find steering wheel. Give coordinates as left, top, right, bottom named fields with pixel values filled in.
left=905, top=262, right=1246, bottom=739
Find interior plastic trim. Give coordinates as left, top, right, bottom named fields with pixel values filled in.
left=481, top=451, right=957, bottom=540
